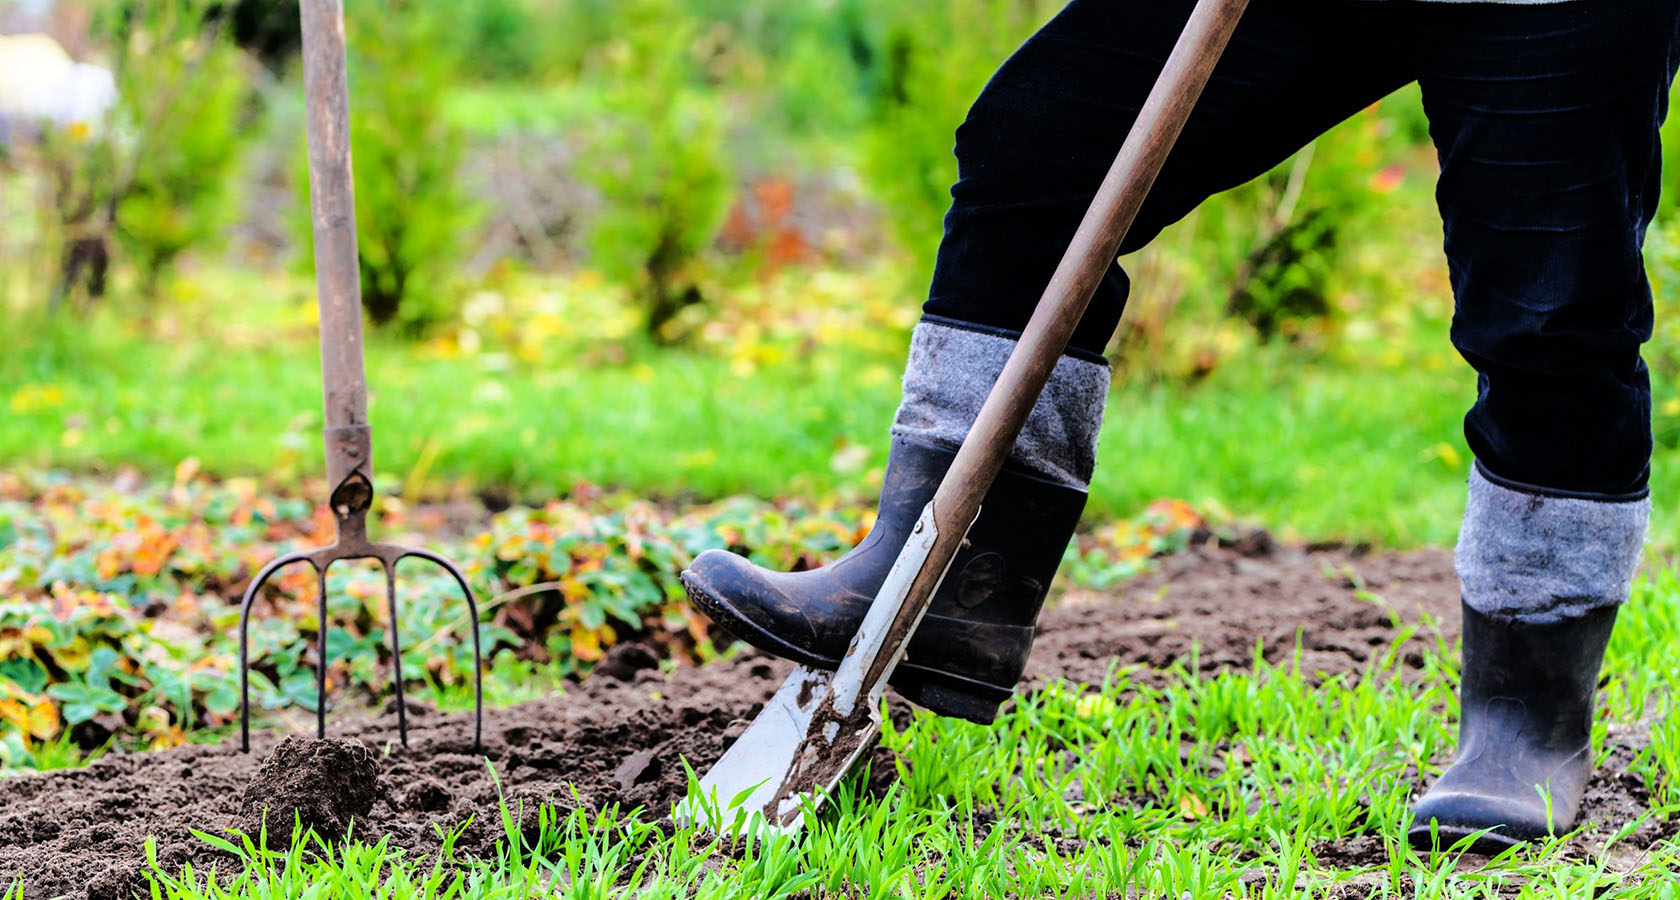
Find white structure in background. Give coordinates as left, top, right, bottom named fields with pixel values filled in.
left=0, top=32, right=116, bottom=142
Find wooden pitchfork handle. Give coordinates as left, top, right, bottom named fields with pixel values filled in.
left=300, top=0, right=373, bottom=505
left=853, top=0, right=1252, bottom=695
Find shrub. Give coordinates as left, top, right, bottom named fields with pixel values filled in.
left=112, top=26, right=252, bottom=302
left=852, top=0, right=1052, bottom=285
left=13, top=0, right=254, bottom=312
left=1644, top=222, right=1680, bottom=451
left=1115, top=88, right=1433, bottom=379
left=575, top=0, right=733, bottom=344
left=292, top=0, right=482, bottom=334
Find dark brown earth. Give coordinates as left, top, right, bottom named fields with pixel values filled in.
left=0, top=539, right=1661, bottom=899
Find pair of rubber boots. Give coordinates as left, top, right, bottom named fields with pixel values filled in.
left=683, top=437, right=1617, bottom=851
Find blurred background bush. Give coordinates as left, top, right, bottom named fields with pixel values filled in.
left=0, top=0, right=1676, bottom=549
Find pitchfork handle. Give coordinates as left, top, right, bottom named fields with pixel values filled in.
left=300, top=0, right=373, bottom=493
left=862, top=0, right=1251, bottom=692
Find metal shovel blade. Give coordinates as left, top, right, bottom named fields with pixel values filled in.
left=673, top=664, right=880, bottom=836
left=674, top=502, right=954, bottom=836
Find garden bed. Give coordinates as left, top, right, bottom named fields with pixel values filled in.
left=0, top=539, right=1663, bottom=899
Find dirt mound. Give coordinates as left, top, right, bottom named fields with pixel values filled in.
left=0, top=540, right=1652, bottom=898
left=238, top=736, right=380, bottom=842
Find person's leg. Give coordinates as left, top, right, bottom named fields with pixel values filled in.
left=684, top=0, right=1411, bottom=723
left=901, top=0, right=1411, bottom=493
left=1405, top=0, right=1680, bottom=853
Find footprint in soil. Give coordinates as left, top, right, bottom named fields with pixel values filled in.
left=239, top=736, right=383, bottom=843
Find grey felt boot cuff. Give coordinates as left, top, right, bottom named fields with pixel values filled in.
left=889, top=319, right=1109, bottom=488
left=1455, top=464, right=1649, bottom=625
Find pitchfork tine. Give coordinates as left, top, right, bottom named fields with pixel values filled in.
left=314, top=562, right=331, bottom=739
left=380, top=558, right=409, bottom=747
left=238, top=550, right=314, bottom=753
left=401, top=549, right=484, bottom=753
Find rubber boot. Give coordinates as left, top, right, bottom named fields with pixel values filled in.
left=680, top=434, right=1086, bottom=723
left=1407, top=601, right=1618, bottom=854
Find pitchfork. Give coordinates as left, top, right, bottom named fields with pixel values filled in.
left=237, top=0, right=482, bottom=753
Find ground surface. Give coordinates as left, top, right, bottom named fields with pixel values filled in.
left=0, top=540, right=1662, bottom=899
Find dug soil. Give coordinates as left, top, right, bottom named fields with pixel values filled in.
left=0, top=538, right=1662, bottom=898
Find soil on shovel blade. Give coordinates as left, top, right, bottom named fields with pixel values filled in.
left=0, top=538, right=1661, bottom=899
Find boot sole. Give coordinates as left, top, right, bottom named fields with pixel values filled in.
left=681, top=573, right=1011, bottom=724
left=1405, top=822, right=1525, bottom=857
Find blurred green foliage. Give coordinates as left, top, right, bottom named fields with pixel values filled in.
left=111, top=17, right=252, bottom=301
left=9, top=0, right=251, bottom=312
left=289, top=0, right=482, bottom=333
left=5, top=0, right=1680, bottom=551
left=850, top=0, right=1053, bottom=283
left=1643, top=222, right=1680, bottom=452
left=574, top=0, right=732, bottom=344
left=3, top=0, right=1457, bottom=358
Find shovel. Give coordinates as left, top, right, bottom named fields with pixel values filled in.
left=236, top=0, right=483, bottom=753
left=675, top=0, right=1251, bottom=834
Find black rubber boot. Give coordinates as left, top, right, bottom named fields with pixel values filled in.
left=1407, top=601, right=1618, bottom=854
left=680, top=435, right=1086, bottom=723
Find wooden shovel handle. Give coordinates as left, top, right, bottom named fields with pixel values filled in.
left=868, top=0, right=1252, bottom=690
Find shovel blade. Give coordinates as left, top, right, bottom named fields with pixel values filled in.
left=674, top=664, right=881, bottom=836
left=676, top=501, right=961, bottom=837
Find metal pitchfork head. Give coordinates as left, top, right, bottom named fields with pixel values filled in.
left=238, top=0, right=481, bottom=754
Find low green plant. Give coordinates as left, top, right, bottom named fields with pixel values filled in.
left=0, top=469, right=870, bottom=763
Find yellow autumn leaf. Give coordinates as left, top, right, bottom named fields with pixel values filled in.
left=1178, top=793, right=1209, bottom=820
left=50, top=639, right=90, bottom=671
left=1074, top=694, right=1116, bottom=720
left=1427, top=442, right=1462, bottom=469
left=571, top=624, right=603, bottom=662
left=559, top=576, right=590, bottom=603
left=0, top=698, right=30, bottom=732
left=27, top=699, right=58, bottom=740
left=9, top=383, right=65, bottom=413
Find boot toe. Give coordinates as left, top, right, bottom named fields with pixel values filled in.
left=1407, top=756, right=1582, bottom=854
left=681, top=550, right=845, bottom=669
left=1408, top=787, right=1551, bottom=854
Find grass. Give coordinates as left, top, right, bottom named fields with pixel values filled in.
left=113, top=571, right=1680, bottom=898
left=9, top=278, right=1667, bottom=551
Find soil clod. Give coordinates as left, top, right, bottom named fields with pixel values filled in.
left=595, top=642, right=661, bottom=682
left=238, top=736, right=382, bottom=843
left=613, top=749, right=662, bottom=791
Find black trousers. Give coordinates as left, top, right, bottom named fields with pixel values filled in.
left=925, top=0, right=1680, bottom=498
